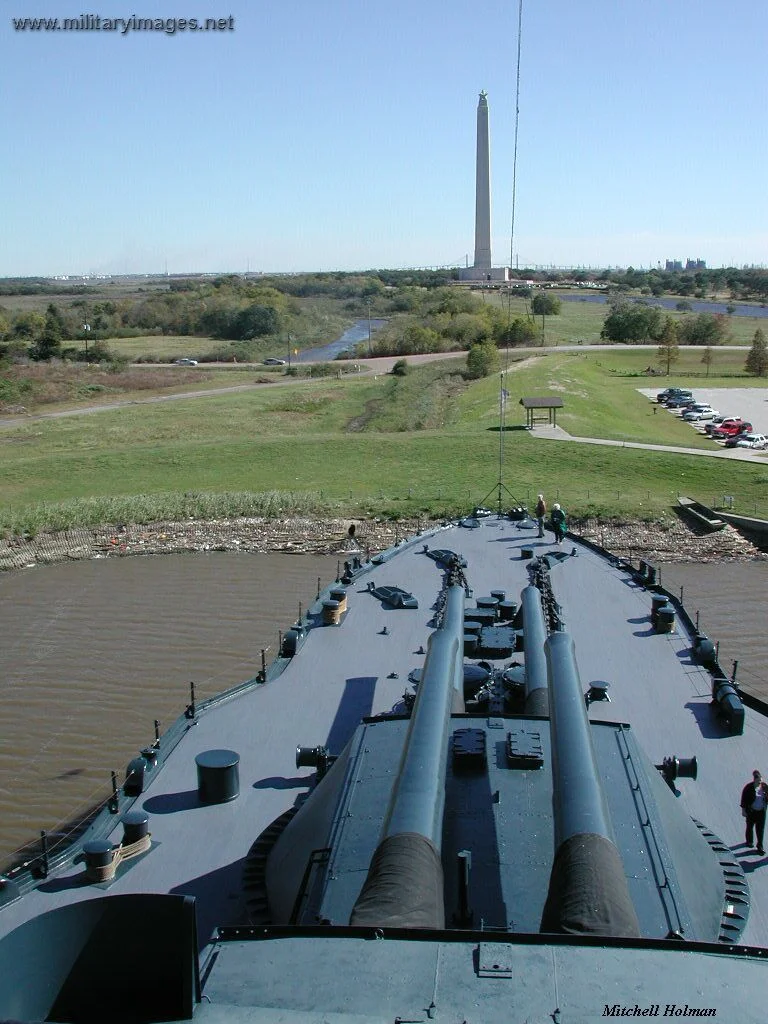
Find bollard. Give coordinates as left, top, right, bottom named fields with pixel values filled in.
left=651, top=594, right=667, bottom=627
left=656, top=605, right=675, bottom=634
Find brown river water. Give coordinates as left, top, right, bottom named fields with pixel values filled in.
left=1, top=551, right=766, bottom=869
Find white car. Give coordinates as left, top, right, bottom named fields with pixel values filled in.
left=174, top=358, right=198, bottom=366
left=682, top=405, right=718, bottom=421
left=735, top=433, right=768, bottom=450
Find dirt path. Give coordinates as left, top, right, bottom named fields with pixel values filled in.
left=0, top=353, right=470, bottom=430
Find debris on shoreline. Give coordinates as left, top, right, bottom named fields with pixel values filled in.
left=0, top=517, right=422, bottom=572
left=575, top=515, right=766, bottom=564
left=1, top=513, right=764, bottom=573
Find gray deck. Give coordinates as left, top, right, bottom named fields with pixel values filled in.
left=2, top=517, right=767, bottom=949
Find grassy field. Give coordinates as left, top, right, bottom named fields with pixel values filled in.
left=487, top=292, right=767, bottom=347
left=103, top=335, right=216, bottom=361
left=2, top=349, right=767, bottom=534
left=0, top=362, right=293, bottom=415
left=460, top=347, right=768, bottom=449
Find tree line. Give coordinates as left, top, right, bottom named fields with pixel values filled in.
left=1, top=270, right=767, bottom=379
left=1, top=263, right=767, bottom=302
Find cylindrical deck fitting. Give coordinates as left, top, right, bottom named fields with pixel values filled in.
left=121, top=810, right=150, bottom=845
left=656, top=605, right=675, bottom=634
left=498, top=600, right=517, bottom=621
left=651, top=594, right=667, bottom=626
left=196, top=749, right=240, bottom=804
left=322, top=599, right=341, bottom=625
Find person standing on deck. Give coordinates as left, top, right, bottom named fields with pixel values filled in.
left=535, top=494, right=547, bottom=538
left=550, top=503, right=567, bottom=546
left=741, top=770, right=768, bottom=854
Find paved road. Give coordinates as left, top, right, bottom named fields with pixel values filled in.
left=532, top=423, right=768, bottom=463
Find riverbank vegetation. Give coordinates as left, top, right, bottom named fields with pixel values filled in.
left=2, top=268, right=768, bottom=367
left=2, top=347, right=767, bottom=536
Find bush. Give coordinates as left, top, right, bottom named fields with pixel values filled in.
left=106, top=356, right=130, bottom=374
left=391, top=359, right=410, bottom=376
left=75, top=340, right=114, bottom=364
left=285, top=363, right=343, bottom=378
left=466, top=341, right=499, bottom=379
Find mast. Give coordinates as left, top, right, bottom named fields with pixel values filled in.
left=509, top=0, right=524, bottom=271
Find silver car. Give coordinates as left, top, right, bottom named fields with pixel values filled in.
left=682, top=404, right=718, bottom=421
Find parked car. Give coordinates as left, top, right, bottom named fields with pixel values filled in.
left=734, top=433, right=768, bottom=450
left=705, top=415, right=733, bottom=434
left=174, top=358, right=198, bottom=366
left=263, top=358, right=287, bottom=366
left=711, top=419, right=752, bottom=439
left=665, top=394, right=696, bottom=408
left=724, top=430, right=760, bottom=448
left=657, top=387, right=692, bottom=404
left=682, top=405, right=719, bottom=422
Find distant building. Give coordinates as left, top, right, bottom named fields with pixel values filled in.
left=665, top=260, right=683, bottom=272
left=686, top=258, right=706, bottom=271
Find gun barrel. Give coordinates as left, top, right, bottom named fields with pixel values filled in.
left=350, top=583, right=465, bottom=928
left=540, top=631, right=640, bottom=937
left=522, top=585, right=549, bottom=715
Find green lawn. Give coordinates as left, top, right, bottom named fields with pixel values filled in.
left=102, top=335, right=216, bottom=360
left=457, top=348, right=766, bottom=448
left=2, top=353, right=767, bottom=533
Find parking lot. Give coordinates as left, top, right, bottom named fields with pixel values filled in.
left=640, top=386, right=768, bottom=436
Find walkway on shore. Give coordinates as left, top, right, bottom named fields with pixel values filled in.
left=532, top=423, right=768, bottom=463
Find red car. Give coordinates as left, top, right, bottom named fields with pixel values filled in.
left=711, top=419, right=752, bottom=439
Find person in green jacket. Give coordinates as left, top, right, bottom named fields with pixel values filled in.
left=550, top=503, right=567, bottom=545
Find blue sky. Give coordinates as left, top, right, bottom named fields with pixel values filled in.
left=3, top=0, right=766, bottom=275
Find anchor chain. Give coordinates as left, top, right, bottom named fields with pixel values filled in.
left=529, top=558, right=564, bottom=634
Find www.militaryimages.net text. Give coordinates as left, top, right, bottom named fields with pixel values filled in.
left=12, top=14, right=235, bottom=35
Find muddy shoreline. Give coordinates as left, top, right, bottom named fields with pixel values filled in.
left=1, top=513, right=765, bottom=573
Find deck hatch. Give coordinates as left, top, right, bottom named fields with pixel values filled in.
left=452, top=728, right=487, bottom=772
left=477, top=942, right=514, bottom=978
left=506, top=730, right=544, bottom=769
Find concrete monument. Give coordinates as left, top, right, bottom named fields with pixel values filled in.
left=474, top=90, right=492, bottom=271
left=460, top=91, right=509, bottom=283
